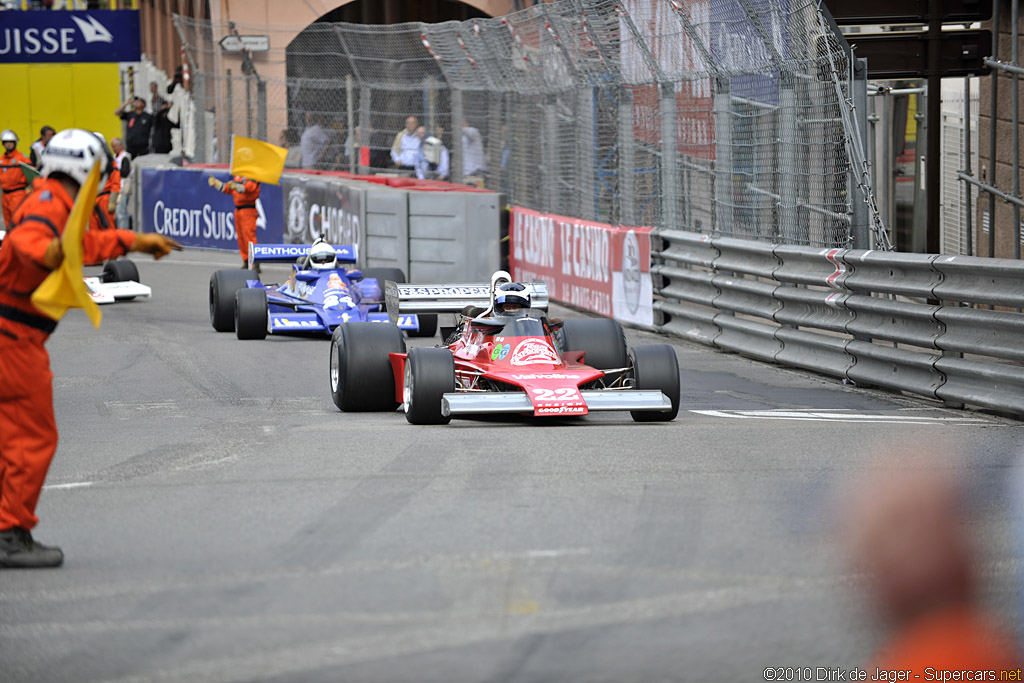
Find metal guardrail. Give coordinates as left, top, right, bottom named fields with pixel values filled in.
left=653, top=229, right=1024, bottom=416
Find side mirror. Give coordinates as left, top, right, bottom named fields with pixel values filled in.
left=348, top=270, right=364, bottom=281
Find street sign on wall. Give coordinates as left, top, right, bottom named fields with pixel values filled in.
left=219, top=35, right=270, bottom=53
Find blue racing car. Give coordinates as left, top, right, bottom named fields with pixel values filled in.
left=208, top=239, right=436, bottom=340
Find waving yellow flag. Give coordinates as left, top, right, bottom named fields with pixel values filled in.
left=31, top=160, right=103, bottom=329
left=230, top=135, right=287, bottom=185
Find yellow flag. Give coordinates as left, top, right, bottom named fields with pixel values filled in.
left=229, top=135, right=287, bottom=185
left=31, top=160, right=103, bottom=329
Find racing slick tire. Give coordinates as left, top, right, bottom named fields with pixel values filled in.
left=557, top=318, right=628, bottom=371
left=628, top=344, right=680, bottom=422
left=235, top=288, right=268, bottom=340
left=404, top=347, right=455, bottom=425
left=331, top=322, right=406, bottom=412
left=210, top=269, right=255, bottom=332
left=102, top=259, right=140, bottom=284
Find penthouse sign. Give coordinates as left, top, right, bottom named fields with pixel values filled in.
left=509, top=207, right=653, bottom=326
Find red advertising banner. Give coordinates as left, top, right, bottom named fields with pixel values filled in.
left=509, top=207, right=654, bottom=327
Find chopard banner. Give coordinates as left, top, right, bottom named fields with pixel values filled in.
left=0, top=10, right=141, bottom=63
left=509, top=206, right=654, bottom=327
left=281, top=175, right=364, bottom=249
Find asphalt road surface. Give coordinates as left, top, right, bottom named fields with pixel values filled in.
left=2, top=250, right=1021, bottom=682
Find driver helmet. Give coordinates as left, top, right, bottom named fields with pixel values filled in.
left=307, top=238, right=337, bottom=270
left=494, top=282, right=530, bottom=316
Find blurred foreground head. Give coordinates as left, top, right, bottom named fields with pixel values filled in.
left=843, top=448, right=972, bottom=627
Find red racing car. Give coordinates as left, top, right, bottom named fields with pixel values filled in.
left=329, top=271, right=680, bottom=424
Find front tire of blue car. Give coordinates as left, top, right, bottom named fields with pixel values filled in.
left=331, top=322, right=406, bottom=412
left=404, top=347, right=455, bottom=425
left=235, top=288, right=268, bottom=340
left=210, top=269, right=254, bottom=332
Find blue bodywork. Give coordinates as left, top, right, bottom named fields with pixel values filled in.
left=246, top=243, right=420, bottom=335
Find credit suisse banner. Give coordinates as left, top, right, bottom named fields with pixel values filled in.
left=509, top=207, right=654, bottom=327
left=141, top=168, right=283, bottom=250
left=0, top=10, right=141, bottom=63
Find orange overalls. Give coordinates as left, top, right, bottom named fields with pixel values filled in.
left=95, top=167, right=121, bottom=229
left=0, top=178, right=136, bottom=532
left=223, top=176, right=260, bottom=263
left=0, top=149, right=31, bottom=230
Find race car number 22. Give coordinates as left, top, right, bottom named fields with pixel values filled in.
left=532, top=387, right=581, bottom=402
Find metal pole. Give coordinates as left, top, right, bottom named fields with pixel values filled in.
left=714, top=79, right=733, bottom=236
left=964, top=76, right=973, bottom=255
left=780, top=74, right=799, bottom=242
left=661, top=82, right=678, bottom=231
left=195, top=73, right=206, bottom=163
left=618, top=86, right=635, bottom=226
left=359, top=85, right=371, bottom=173
left=257, top=79, right=267, bottom=142
left=1014, top=0, right=1021, bottom=259
left=926, top=0, right=942, bottom=254
left=851, top=58, right=870, bottom=249
left=226, top=68, right=233, bottom=148
left=988, top=0, right=999, bottom=257
left=543, top=99, right=557, bottom=212
left=882, top=92, right=893, bottom=230
left=452, top=88, right=464, bottom=184
left=347, top=75, right=355, bottom=174
left=246, top=76, right=252, bottom=138
left=578, top=86, right=596, bottom=221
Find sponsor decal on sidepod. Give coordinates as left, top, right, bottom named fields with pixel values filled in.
left=510, top=339, right=559, bottom=366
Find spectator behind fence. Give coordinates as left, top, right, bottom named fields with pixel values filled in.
left=300, top=112, right=329, bottom=169
left=29, top=126, right=54, bottom=168
left=462, top=120, right=487, bottom=180
left=151, top=100, right=178, bottom=155
left=114, top=97, right=153, bottom=158
left=415, top=125, right=449, bottom=181
left=390, top=116, right=420, bottom=172
left=149, top=81, right=167, bottom=113
left=841, top=446, right=1019, bottom=674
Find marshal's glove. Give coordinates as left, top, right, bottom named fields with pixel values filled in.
left=130, top=233, right=183, bottom=260
left=207, top=175, right=224, bottom=191
left=225, top=181, right=245, bottom=193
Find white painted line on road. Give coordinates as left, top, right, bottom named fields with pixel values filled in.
left=525, top=548, right=591, bottom=559
left=690, top=409, right=997, bottom=425
left=43, top=482, right=94, bottom=490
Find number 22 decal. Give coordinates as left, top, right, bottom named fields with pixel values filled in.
left=532, top=387, right=580, bottom=401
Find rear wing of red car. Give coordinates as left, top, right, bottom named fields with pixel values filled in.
left=384, top=280, right=550, bottom=323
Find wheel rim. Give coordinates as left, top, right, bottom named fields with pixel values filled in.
left=403, top=360, right=413, bottom=413
left=330, top=340, right=340, bottom=392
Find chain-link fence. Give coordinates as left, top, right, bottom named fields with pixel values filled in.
left=174, top=0, right=865, bottom=247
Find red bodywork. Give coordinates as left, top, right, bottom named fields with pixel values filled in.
left=388, top=322, right=605, bottom=417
